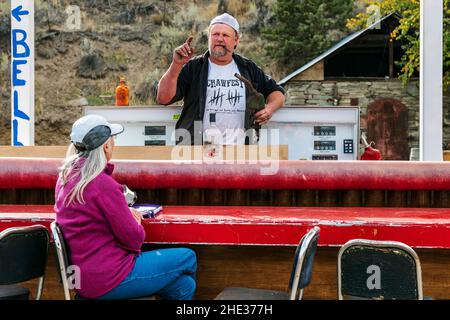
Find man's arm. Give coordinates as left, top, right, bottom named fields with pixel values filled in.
left=157, top=36, right=194, bottom=105
left=157, top=63, right=184, bottom=104
left=255, top=90, right=285, bottom=125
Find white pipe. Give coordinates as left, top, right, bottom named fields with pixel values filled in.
left=420, top=0, right=443, bottom=161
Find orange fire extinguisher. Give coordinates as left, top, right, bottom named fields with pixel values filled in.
left=360, top=133, right=382, bottom=160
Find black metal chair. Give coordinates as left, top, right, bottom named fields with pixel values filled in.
left=0, top=225, right=50, bottom=300
left=338, top=239, right=423, bottom=300
left=215, top=226, right=320, bottom=300
left=50, top=221, right=156, bottom=300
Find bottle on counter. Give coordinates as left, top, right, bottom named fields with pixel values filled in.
left=203, top=113, right=221, bottom=158
left=115, top=76, right=129, bottom=106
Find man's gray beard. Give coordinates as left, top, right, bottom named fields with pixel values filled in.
left=210, top=47, right=227, bottom=58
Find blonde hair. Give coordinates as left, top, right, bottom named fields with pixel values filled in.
left=59, top=138, right=112, bottom=206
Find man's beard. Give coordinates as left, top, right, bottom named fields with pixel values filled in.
left=210, top=45, right=230, bottom=58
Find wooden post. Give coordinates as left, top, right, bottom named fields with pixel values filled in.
left=387, top=191, right=408, bottom=207
left=23, top=189, right=46, bottom=204
left=182, top=189, right=203, bottom=205
left=227, top=190, right=249, bottom=206
left=44, top=189, right=55, bottom=205
left=318, top=190, right=339, bottom=206
left=295, top=190, right=316, bottom=206
left=0, top=189, right=17, bottom=204
left=434, top=190, right=449, bottom=208
left=365, top=190, right=385, bottom=207
left=342, top=190, right=362, bottom=206
left=272, top=190, right=292, bottom=206
left=205, top=189, right=224, bottom=206
left=161, top=188, right=178, bottom=205
left=388, top=35, right=394, bottom=79
left=411, top=190, right=431, bottom=208
left=250, top=190, right=271, bottom=206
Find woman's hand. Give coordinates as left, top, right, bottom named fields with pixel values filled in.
left=130, top=208, right=142, bottom=225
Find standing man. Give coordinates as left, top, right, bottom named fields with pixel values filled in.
left=157, top=13, right=285, bottom=145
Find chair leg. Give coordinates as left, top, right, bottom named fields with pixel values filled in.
left=62, top=277, right=71, bottom=300
left=298, top=289, right=304, bottom=300
left=36, top=276, right=44, bottom=300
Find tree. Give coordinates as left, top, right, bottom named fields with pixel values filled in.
left=261, top=0, right=354, bottom=72
left=347, top=0, right=449, bottom=88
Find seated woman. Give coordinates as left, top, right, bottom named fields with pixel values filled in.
left=54, top=114, right=197, bottom=299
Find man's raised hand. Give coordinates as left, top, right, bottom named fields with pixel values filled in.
left=173, top=36, right=194, bottom=66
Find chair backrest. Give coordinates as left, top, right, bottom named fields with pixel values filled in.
left=0, top=225, right=50, bottom=299
left=338, top=239, right=423, bottom=300
left=288, top=226, right=320, bottom=300
left=50, top=221, right=72, bottom=300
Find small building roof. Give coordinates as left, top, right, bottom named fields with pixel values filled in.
left=278, top=12, right=401, bottom=85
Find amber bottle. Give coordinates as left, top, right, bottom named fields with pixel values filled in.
left=115, top=77, right=129, bottom=106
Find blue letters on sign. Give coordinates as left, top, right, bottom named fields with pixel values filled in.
left=12, top=119, right=24, bottom=146
left=11, top=5, right=32, bottom=146
left=12, top=60, right=27, bottom=86
left=12, top=30, right=30, bottom=58
left=13, top=91, right=30, bottom=120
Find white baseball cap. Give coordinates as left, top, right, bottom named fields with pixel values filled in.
left=209, top=13, right=239, bottom=34
left=70, top=114, right=124, bottom=152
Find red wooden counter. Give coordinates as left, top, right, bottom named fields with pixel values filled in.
left=1, top=205, right=449, bottom=249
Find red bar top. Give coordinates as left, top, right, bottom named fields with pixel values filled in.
left=1, top=205, right=449, bottom=248
left=1, top=158, right=449, bottom=190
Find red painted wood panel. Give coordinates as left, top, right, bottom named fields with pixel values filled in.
left=1, top=205, right=449, bottom=248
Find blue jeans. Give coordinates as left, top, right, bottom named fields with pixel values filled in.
left=98, top=248, right=197, bottom=300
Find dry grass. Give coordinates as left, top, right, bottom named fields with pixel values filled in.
left=228, top=0, right=252, bottom=17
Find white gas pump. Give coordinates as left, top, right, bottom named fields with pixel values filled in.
left=259, top=106, right=360, bottom=160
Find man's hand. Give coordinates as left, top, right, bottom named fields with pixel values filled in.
left=173, top=36, right=194, bottom=66
left=254, top=91, right=285, bottom=125
left=130, top=208, right=142, bottom=225
left=254, top=107, right=273, bottom=125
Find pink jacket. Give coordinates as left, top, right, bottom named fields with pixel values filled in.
left=54, top=162, right=145, bottom=298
